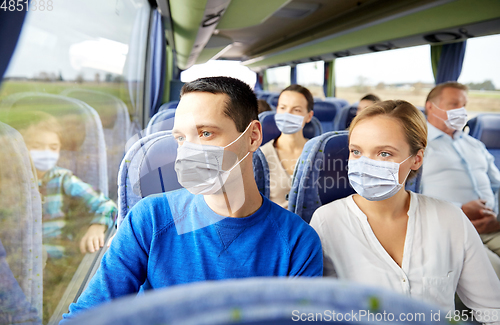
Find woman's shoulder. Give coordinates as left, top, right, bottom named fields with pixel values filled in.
left=311, top=196, right=353, bottom=224
left=259, top=139, right=276, bottom=156
left=411, top=192, right=467, bottom=226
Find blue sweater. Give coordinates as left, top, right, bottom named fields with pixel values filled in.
left=61, top=189, right=322, bottom=322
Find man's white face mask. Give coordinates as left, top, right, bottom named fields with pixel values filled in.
left=432, top=102, right=468, bottom=131
left=174, top=123, right=251, bottom=195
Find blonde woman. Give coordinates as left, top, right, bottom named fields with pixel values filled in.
left=310, top=100, right=500, bottom=322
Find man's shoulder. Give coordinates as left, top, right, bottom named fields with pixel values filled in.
left=264, top=197, right=320, bottom=241
left=128, top=188, right=193, bottom=231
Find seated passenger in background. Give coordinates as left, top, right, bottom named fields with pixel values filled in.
left=61, top=77, right=322, bottom=322
left=356, top=93, right=381, bottom=115
left=420, top=82, right=500, bottom=277
left=260, top=85, right=314, bottom=209
left=257, top=99, right=272, bottom=114
left=17, top=111, right=116, bottom=258
left=310, top=100, right=500, bottom=319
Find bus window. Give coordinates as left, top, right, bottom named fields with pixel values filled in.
left=267, top=66, right=291, bottom=93
left=0, top=0, right=151, bottom=323
left=296, top=61, right=324, bottom=98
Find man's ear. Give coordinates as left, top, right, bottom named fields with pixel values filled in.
left=424, top=101, right=433, bottom=115
left=248, top=120, right=262, bottom=151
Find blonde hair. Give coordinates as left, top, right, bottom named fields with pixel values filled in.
left=13, top=111, right=62, bottom=142
left=349, top=100, right=427, bottom=179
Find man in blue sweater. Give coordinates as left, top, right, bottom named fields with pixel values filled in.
left=61, top=77, right=322, bottom=322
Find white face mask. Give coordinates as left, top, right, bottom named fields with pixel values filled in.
left=275, top=113, right=304, bottom=134
left=432, top=102, right=467, bottom=131
left=30, top=150, right=59, bottom=172
left=174, top=123, right=251, bottom=195
left=348, top=155, right=412, bottom=201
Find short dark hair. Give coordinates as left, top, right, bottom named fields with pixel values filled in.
left=360, top=94, right=381, bottom=102
left=280, top=84, right=314, bottom=112
left=180, top=76, right=258, bottom=132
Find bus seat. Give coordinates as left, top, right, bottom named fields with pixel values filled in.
left=468, top=114, right=500, bottom=169
left=256, top=91, right=275, bottom=102
left=288, top=131, right=354, bottom=223
left=333, top=103, right=357, bottom=131
left=146, top=109, right=176, bottom=135
left=158, top=101, right=179, bottom=112
left=266, top=93, right=280, bottom=108
left=258, top=111, right=323, bottom=145
left=253, top=148, right=270, bottom=199
left=312, top=101, right=338, bottom=132
left=0, top=122, right=43, bottom=320
left=324, top=97, right=349, bottom=109
left=0, top=92, right=109, bottom=196
left=62, top=89, right=131, bottom=200
left=66, top=277, right=447, bottom=325
left=117, top=131, right=177, bottom=226
left=117, top=132, right=271, bottom=226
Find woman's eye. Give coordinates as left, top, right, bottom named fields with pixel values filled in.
left=201, top=131, right=212, bottom=138
left=380, top=152, right=391, bottom=158
left=351, top=149, right=360, bottom=155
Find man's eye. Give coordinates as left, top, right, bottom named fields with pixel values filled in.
left=380, top=152, right=391, bottom=158
left=202, top=131, right=212, bottom=137
left=175, top=136, right=185, bottom=142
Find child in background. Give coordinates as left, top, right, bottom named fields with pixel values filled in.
left=13, top=111, right=117, bottom=322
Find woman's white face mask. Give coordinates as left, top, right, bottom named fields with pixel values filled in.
left=348, top=155, right=412, bottom=201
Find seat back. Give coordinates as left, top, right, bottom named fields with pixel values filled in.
left=259, top=111, right=323, bottom=145
left=324, top=97, right=349, bottom=109
left=146, top=109, right=176, bottom=135
left=62, top=89, right=131, bottom=199
left=312, top=101, right=338, bottom=132
left=289, top=131, right=423, bottom=223
left=158, top=101, right=179, bottom=112
left=118, top=134, right=270, bottom=226
left=256, top=91, right=275, bottom=102
left=68, top=277, right=448, bottom=325
left=288, top=131, right=354, bottom=223
left=253, top=148, right=270, bottom=199
left=469, top=113, right=500, bottom=169
left=0, top=122, right=43, bottom=320
left=267, top=93, right=280, bottom=109
left=333, top=103, right=357, bottom=131
left=0, top=92, right=109, bottom=196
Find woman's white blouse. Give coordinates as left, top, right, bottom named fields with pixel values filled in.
left=310, top=191, right=500, bottom=320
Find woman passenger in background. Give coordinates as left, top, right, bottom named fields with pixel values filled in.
left=260, top=85, right=314, bottom=209
left=310, top=100, right=500, bottom=321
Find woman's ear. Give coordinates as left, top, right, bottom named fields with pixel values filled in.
left=411, top=148, right=425, bottom=170
left=305, top=110, right=314, bottom=124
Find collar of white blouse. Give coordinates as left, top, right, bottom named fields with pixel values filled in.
left=348, top=192, right=417, bottom=280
